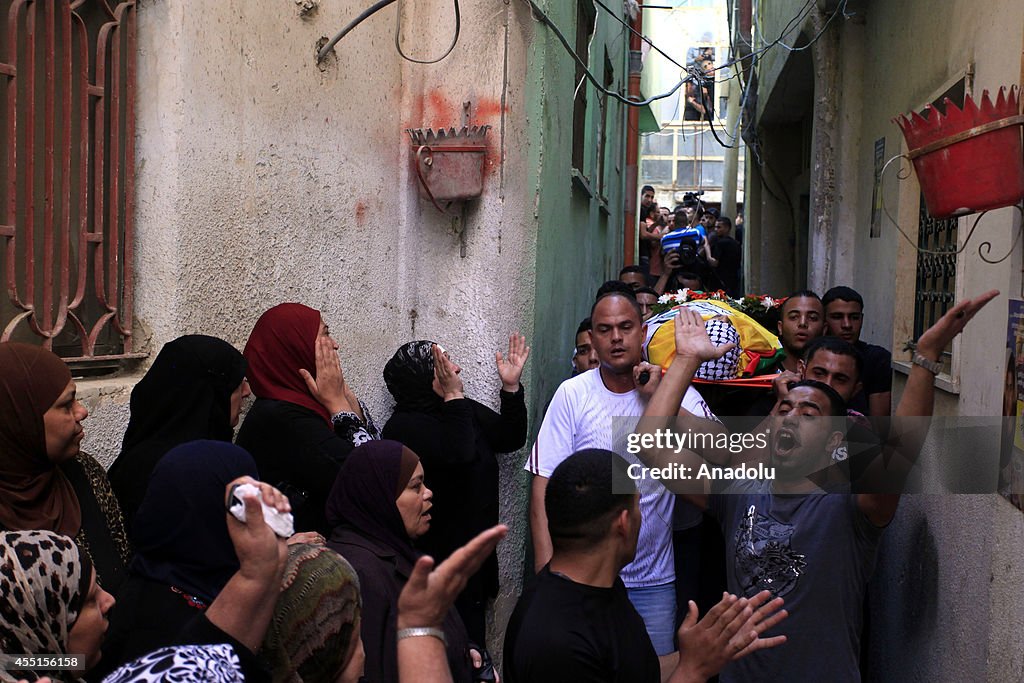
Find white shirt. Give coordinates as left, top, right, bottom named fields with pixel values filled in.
left=526, top=368, right=715, bottom=587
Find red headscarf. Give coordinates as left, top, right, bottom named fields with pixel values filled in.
left=244, top=304, right=331, bottom=423
left=0, top=343, right=82, bottom=536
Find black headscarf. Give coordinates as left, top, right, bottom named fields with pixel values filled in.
left=325, top=440, right=421, bottom=565
left=109, top=335, right=246, bottom=525
left=383, top=340, right=445, bottom=414
left=130, top=440, right=258, bottom=604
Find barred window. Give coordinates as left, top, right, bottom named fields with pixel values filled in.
left=0, top=0, right=138, bottom=371
left=912, top=77, right=966, bottom=366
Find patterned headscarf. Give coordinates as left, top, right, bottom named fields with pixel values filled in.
left=101, top=644, right=244, bottom=683
left=383, top=340, right=445, bottom=414
left=261, top=544, right=362, bottom=683
left=244, top=304, right=330, bottom=424
left=0, top=530, right=91, bottom=683
left=0, top=342, right=81, bottom=536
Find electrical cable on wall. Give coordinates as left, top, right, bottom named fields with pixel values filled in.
left=318, top=0, right=397, bottom=63
left=317, top=0, right=461, bottom=64
left=521, top=0, right=849, bottom=113
left=394, top=0, right=460, bottom=64
left=522, top=0, right=689, bottom=107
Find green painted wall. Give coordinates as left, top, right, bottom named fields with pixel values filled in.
left=523, top=0, right=630, bottom=416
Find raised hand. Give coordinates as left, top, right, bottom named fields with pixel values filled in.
left=397, top=525, right=508, bottom=631
left=731, top=590, right=788, bottom=659
left=916, top=290, right=998, bottom=360
left=496, top=333, right=530, bottom=392
left=299, top=335, right=351, bottom=415
left=675, top=590, right=787, bottom=681
left=673, top=307, right=736, bottom=364
left=224, top=476, right=289, bottom=582
left=771, top=370, right=802, bottom=402
left=432, top=344, right=464, bottom=401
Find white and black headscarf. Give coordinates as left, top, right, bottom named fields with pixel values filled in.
left=0, top=530, right=91, bottom=683
left=101, top=644, right=244, bottom=683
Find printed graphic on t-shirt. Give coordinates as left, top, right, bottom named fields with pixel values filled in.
left=734, top=504, right=806, bottom=598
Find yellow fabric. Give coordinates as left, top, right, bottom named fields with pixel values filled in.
left=645, top=300, right=782, bottom=375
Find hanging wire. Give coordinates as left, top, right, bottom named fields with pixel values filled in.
left=522, top=0, right=689, bottom=107
left=394, top=0, right=461, bottom=64
left=317, top=0, right=461, bottom=64
left=318, top=0, right=398, bottom=63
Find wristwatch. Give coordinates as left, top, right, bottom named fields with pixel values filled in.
left=911, top=352, right=942, bottom=375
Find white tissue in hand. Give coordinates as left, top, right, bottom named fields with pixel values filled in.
left=229, top=483, right=295, bottom=537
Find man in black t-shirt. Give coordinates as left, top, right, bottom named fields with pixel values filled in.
left=702, top=216, right=742, bottom=296
left=505, top=449, right=787, bottom=683
left=822, top=286, right=892, bottom=416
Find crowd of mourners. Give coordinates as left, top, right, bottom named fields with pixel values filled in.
left=0, top=257, right=999, bottom=682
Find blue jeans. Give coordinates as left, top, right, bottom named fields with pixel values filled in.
left=626, top=582, right=677, bottom=655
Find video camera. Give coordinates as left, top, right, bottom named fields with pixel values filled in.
left=680, top=190, right=704, bottom=208
left=660, top=224, right=707, bottom=266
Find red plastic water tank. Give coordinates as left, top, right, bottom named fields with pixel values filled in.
left=895, top=87, right=1024, bottom=219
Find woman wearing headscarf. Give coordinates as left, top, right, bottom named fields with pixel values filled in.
left=326, top=440, right=472, bottom=683
left=108, top=335, right=249, bottom=528
left=98, top=441, right=260, bottom=674
left=237, top=303, right=379, bottom=533
left=0, top=342, right=131, bottom=594
left=2, top=478, right=291, bottom=683
left=261, top=544, right=364, bottom=683
left=0, top=529, right=115, bottom=683
left=381, top=336, right=528, bottom=646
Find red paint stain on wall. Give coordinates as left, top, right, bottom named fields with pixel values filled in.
left=355, top=201, right=368, bottom=227
left=401, top=92, right=512, bottom=181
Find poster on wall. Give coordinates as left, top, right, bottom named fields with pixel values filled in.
left=999, top=299, right=1024, bottom=512
left=869, top=137, right=885, bottom=238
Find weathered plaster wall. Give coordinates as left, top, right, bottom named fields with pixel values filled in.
left=753, top=0, right=1024, bottom=680
left=76, top=0, right=627, bottom=657
left=84, top=0, right=533, bottom=631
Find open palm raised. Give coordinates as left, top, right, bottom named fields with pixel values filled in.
left=496, top=333, right=530, bottom=392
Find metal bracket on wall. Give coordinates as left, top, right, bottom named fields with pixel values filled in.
left=879, top=154, right=1024, bottom=264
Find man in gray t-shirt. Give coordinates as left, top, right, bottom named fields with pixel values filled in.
left=633, top=293, right=996, bottom=682
left=709, top=480, right=882, bottom=682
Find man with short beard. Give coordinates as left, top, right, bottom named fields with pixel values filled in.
left=634, top=291, right=997, bottom=682
left=526, top=291, right=717, bottom=671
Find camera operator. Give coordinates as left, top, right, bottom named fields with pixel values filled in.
left=654, top=207, right=716, bottom=294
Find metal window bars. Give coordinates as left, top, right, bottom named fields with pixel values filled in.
left=0, top=0, right=139, bottom=367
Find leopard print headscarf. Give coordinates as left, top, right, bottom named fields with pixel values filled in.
left=0, top=530, right=91, bottom=683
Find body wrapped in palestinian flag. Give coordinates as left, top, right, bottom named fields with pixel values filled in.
left=643, top=299, right=783, bottom=380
